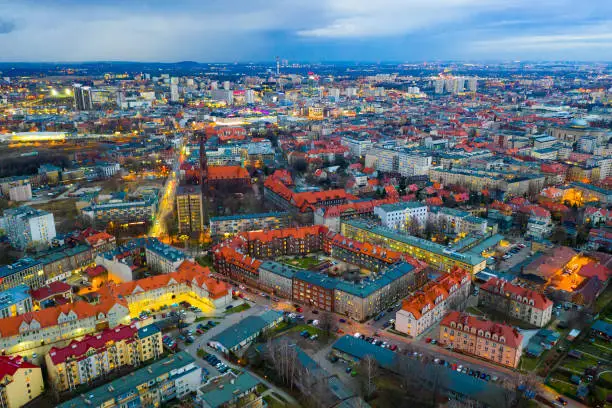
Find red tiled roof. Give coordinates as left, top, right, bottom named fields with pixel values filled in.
left=47, top=324, right=137, bottom=365
left=480, top=278, right=552, bottom=310
left=31, top=281, right=73, bottom=302
left=208, top=165, right=250, bottom=180
left=578, top=262, right=611, bottom=282
left=441, top=311, right=523, bottom=348
left=0, top=356, right=38, bottom=380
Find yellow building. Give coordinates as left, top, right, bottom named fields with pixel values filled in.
left=45, top=324, right=163, bottom=392
left=341, top=219, right=486, bottom=274
left=176, top=185, right=204, bottom=233
left=0, top=355, right=44, bottom=408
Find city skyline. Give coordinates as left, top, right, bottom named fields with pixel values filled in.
left=1, top=0, right=612, bottom=62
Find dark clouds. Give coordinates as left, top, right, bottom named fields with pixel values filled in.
left=0, top=0, right=610, bottom=61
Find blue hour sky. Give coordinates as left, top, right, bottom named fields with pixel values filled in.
left=0, top=0, right=611, bottom=62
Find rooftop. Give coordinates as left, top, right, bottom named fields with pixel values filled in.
left=198, top=372, right=261, bottom=408
left=57, top=352, right=196, bottom=408
left=0, top=258, right=43, bottom=279
left=0, top=284, right=31, bottom=310
left=210, top=310, right=283, bottom=350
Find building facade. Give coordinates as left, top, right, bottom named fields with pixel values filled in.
left=0, top=259, right=45, bottom=291
left=46, top=324, right=163, bottom=392
left=478, top=278, right=553, bottom=327
left=438, top=311, right=523, bottom=368
left=0, top=356, right=44, bottom=408
left=0, top=285, right=33, bottom=319
left=396, top=268, right=471, bottom=337
left=176, top=185, right=204, bottom=234
left=2, top=206, right=56, bottom=250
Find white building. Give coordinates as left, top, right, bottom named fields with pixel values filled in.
left=395, top=268, right=471, bottom=337
left=1, top=206, right=56, bottom=249
left=341, top=136, right=373, bottom=157
left=245, top=89, right=255, bottom=104
left=170, top=84, right=179, bottom=102
left=398, top=152, right=432, bottom=176
left=374, top=202, right=428, bottom=230
left=8, top=183, right=32, bottom=202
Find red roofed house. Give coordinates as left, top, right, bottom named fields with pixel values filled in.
left=45, top=324, right=163, bottom=392
left=395, top=268, right=471, bottom=337
left=208, top=165, right=250, bottom=187
left=439, top=311, right=523, bottom=368
left=30, top=281, right=73, bottom=307
left=479, top=278, right=553, bottom=327
left=0, top=355, right=44, bottom=407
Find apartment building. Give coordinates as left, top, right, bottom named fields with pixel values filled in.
left=478, top=278, right=553, bottom=327
left=314, top=198, right=396, bottom=232
left=81, top=198, right=157, bottom=229
left=209, top=212, right=290, bottom=238
left=144, top=239, right=187, bottom=274
left=341, top=136, right=373, bottom=157
left=0, top=356, right=44, bottom=408
left=0, top=258, right=45, bottom=291
left=1, top=206, right=56, bottom=250
left=429, top=167, right=545, bottom=196
left=341, top=220, right=486, bottom=274
left=429, top=207, right=488, bottom=236
left=46, top=324, right=163, bottom=392
left=35, top=244, right=95, bottom=283
left=439, top=311, right=523, bottom=368
left=374, top=201, right=428, bottom=230
left=0, top=285, right=33, bottom=319
left=57, top=352, right=201, bottom=408
left=258, top=261, right=297, bottom=298
left=395, top=268, right=471, bottom=337
left=176, top=185, right=204, bottom=234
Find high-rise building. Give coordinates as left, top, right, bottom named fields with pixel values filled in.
left=73, top=83, right=93, bottom=110
left=467, top=77, right=478, bottom=92
left=223, top=80, right=231, bottom=90
left=170, top=84, right=179, bottom=102
left=245, top=89, right=255, bottom=104
left=176, top=185, right=204, bottom=233
left=1, top=206, right=56, bottom=250
left=329, top=87, right=340, bottom=101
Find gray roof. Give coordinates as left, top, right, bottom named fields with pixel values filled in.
left=211, top=311, right=283, bottom=350
left=259, top=261, right=299, bottom=279
left=57, top=352, right=196, bottom=408
left=198, top=372, right=260, bottom=408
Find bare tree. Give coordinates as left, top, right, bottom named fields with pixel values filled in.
left=264, top=338, right=299, bottom=391
left=358, top=355, right=378, bottom=399
left=319, top=311, right=335, bottom=338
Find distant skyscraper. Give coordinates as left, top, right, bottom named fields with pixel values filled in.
left=245, top=89, right=255, bottom=104
left=73, top=84, right=93, bottom=110
left=1, top=206, right=56, bottom=249
left=467, top=77, right=478, bottom=92
left=434, top=79, right=444, bottom=94
left=329, top=88, right=340, bottom=101
left=223, top=81, right=231, bottom=91
left=170, top=84, right=179, bottom=102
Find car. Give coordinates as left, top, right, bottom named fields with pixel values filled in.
left=208, top=320, right=218, bottom=326
left=375, top=340, right=383, bottom=346
left=339, top=318, right=347, bottom=323
left=337, top=328, right=344, bottom=334
left=300, top=330, right=310, bottom=337
left=434, top=358, right=440, bottom=364
left=225, top=305, right=234, bottom=310
left=345, top=367, right=352, bottom=373
left=387, top=307, right=394, bottom=313
left=178, top=335, right=186, bottom=341
left=491, top=376, right=499, bottom=382
left=32, top=353, right=38, bottom=359
left=365, top=337, right=373, bottom=342
left=296, top=314, right=305, bottom=320
left=457, top=365, right=463, bottom=372
left=480, top=373, right=487, bottom=380
left=351, top=370, right=357, bottom=377
left=383, top=322, right=391, bottom=328
left=186, top=336, right=195, bottom=344
left=556, top=397, right=567, bottom=406
left=430, top=339, right=437, bottom=345
left=390, top=345, right=398, bottom=351
left=484, top=375, right=491, bottom=381
left=312, top=310, right=319, bottom=314
left=425, top=338, right=432, bottom=343
left=330, top=356, right=339, bottom=363
left=272, top=297, right=280, bottom=302
left=307, top=319, right=314, bottom=324
left=451, top=363, right=457, bottom=370
left=312, top=320, right=319, bottom=326
left=462, top=367, right=468, bottom=374
left=296, top=307, right=303, bottom=312
left=310, top=334, right=318, bottom=340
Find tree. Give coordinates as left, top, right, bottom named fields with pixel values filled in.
left=264, top=338, right=299, bottom=391
left=358, top=355, right=378, bottom=399
left=551, top=225, right=568, bottom=245
left=319, top=311, right=335, bottom=338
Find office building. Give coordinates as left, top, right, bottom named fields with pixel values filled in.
left=57, top=352, right=201, bottom=408
left=439, top=311, right=523, bottom=368
left=73, top=83, right=93, bottom=110
left=176, top=185, right=204, bottom=234
left=46, top=324, right=163, bottom=392
left=0, top=355, right=44, bottom=408
left=170, top=84, right=179, bottom=102
left=2, top=206, right=56, bottom=250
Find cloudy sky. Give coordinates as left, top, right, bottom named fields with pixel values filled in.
left=0, top=0, right=611, bottom=62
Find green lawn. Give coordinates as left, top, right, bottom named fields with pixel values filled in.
left=285, top=324, right=325, bottom=337
left=560, top=355, right=598, bottom=373
left=547, top=378, right=577, bottom=398
left=519, top=355, right=541, bottom=371
left=282, top=255, right=323, bottom=269
left=595, top=286, right=612, bottom=312
left=224, top=303, right=251, bottom=314
left=465, top=307, right=484, bottom=316
left=263, top=395, right=285, bottom=408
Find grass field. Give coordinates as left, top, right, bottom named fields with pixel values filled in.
left=224, top=303, right=251, bottom=314
left=282, top=255, right=323, bottom=269
left=32, top=198, right=78, bottom=219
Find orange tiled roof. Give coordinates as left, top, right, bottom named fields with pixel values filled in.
left=208, top=165, right=250, bottom=180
